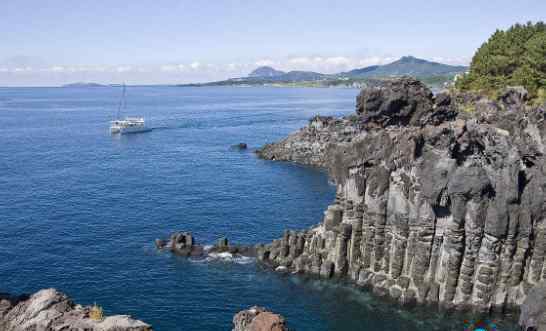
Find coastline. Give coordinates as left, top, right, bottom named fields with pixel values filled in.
left=254, top=78, right=546, bottom=314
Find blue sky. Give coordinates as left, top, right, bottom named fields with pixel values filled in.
left=1, top=0, right=544, bottom=86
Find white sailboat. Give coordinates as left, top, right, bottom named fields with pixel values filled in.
left=110, top=85, right=150, bottom=134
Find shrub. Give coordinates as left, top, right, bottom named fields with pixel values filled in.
left=89, top=303, right=104, bottom=321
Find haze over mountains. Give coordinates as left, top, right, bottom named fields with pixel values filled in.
left=183, top=56, right=468, bottom=87
left=247, top=56, right=467, bottom=81
left=63, top=56, right=469, bottom=88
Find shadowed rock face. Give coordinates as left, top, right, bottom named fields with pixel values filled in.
left=256, top=77, right=546, bottom=313
left=0, top=288, right=151, bottom=331
left=519, top=281, right=546, bottom=331
left=233, top=306, right=288, bottom=331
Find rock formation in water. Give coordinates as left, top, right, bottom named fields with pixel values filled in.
left=0, top=288, right=151, bottom=331
left=232, top=306, right=288, bottom=331
left=256, top=77, right=546, bottom=313
left=155, top=232, right=256, bottom=257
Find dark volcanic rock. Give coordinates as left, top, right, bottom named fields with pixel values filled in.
left=355, top=76, right=434, bottom=127
left=256, top=115, right=359, bottom=167
left=156, top=232, right=256, bottom=259
left=500, top=86, right=528, bottom=111
left=519, top=281, right=546, bottom=331
left=256, top=78, right=546, bottom=312
left=0, top=288, right=151, bottom=331
left=234, top=143, right=248, bottom=150
left=232, top=306, right=288, bottom=331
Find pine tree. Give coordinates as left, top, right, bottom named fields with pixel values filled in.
left=457, top=22, right=546, bottom=100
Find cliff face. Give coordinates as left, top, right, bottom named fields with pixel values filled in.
left=256, top=78, right=546, bottom=312
left=0, top=288, right=151, bottom=331
left=519, top=280, right=546, bottom=331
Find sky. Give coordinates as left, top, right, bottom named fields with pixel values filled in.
left=0, top=0, right=544, bottom=86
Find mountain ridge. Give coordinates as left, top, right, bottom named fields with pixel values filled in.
left=180, top=56, right=468, bottom=88
left=249, top=56, right=467, bottom=80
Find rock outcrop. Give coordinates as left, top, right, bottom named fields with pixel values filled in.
left=256, top=115, right=359, bottom=167
left=519, top=281, right=546, bottom=331
left=233, top=306, right=288, bottom=331
left=0, top=288, right=151, bottom=331
left=256, top=77, right=546, bottom=313
left=155, top=232, right=256, bottom=258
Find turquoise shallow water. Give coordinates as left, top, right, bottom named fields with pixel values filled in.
left=0, top=86, right=518, bottom=330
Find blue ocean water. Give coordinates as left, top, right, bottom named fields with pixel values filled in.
left=0, top=86, right=517, bottom=330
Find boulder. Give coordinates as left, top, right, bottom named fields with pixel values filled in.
left=500, top=86, right=528, bottom=110
left=355, top=76, right=434, bottom=127
left=232, top=306, right=288, bottom=331
left=0, top=288, right=151, bottom=331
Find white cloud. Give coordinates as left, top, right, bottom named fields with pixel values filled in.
left=431, top=56, right=470, bottom=65
left=13, top=67, right=33, bottom=72
left=288, top=57, right=312, bottom=65
left=116, top=66, right=132, bottom=73
left=50, top=66, right=65, bottom=72
left=160, top=65, right=177, bottom=72
left=255, top=59, right=275, bottom=67
left=325, top=56, right=350, bottom=66
left=0, top=53, right=471, bottom=86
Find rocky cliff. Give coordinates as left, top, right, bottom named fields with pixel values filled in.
left=0, top=288, right=151, bottom=331
left=256, top=77, right=546, bottom=313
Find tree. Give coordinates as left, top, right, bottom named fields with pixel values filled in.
left=457, top=22, right=546, bottom=100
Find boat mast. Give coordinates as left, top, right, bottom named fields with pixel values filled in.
left=116, top=84, right=126, bottom=120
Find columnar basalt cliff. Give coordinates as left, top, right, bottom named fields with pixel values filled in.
left=256, top=77, right=546, bottom=313
left=0, top=288, right=151, bottom=331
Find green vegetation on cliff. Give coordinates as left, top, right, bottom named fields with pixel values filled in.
left=456, top=22, right=546, bottom=101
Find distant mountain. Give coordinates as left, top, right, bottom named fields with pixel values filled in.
left=338, top=65, right=380, bottom=77
left=341, top=56, right=467, bottom=78
left=62, top=82, right=106, bottom=88
left=179, top=56, right=468, bottom=88
left=247, top=68, right=327, bottom=82
left=249, top=66, right=285, bottom=77
left=274, top=70, right=328, bottom=81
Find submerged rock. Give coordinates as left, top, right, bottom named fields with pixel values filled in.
left=0, top=288, right=151, bottom=331
left=233, top=306, right=288, bottom=331
left=256, top=77, right=546, bottom=313
left=231, top=143, right=248, bottom=151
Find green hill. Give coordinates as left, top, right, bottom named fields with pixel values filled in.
left=340, top=56, right=467, bottom=78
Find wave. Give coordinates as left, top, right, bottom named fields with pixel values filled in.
left=189, top=251, right=255, bottom=265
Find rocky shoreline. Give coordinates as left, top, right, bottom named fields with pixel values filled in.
left=255, top=78, right=546, bottom=326
left=0, top=288, right=152, bottom=331
left=152, top=77, right=546, bottom=329
left=0, top=287, right=290, bottom=331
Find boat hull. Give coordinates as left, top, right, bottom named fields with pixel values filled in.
left=111, top=126, right=152, bottom=134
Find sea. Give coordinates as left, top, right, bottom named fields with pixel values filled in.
left=0, top=86, right=518, bottom=330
